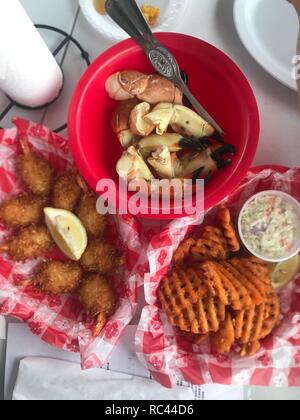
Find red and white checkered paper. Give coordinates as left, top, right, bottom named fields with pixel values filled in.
left=0, top=118, right=149, bottom=369
left=136, top=168, right=300, bottom=388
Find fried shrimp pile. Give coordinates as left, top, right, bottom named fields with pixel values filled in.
left=0, top=135, right=123, bottom=337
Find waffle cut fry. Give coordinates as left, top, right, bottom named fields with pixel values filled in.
left=159, top=255, right=281, bottom=357
left=158, top=266, right=226, bottom=334
left=173, top=208, right=240, bottom=266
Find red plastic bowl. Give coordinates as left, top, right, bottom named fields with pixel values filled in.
left=69, top=33, right=260, bottom=219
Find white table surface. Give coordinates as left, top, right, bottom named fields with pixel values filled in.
left=1, top=0, right=300, bottom=400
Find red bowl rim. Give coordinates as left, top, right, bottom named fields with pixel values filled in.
left=68, top=33, right=260, bottom=219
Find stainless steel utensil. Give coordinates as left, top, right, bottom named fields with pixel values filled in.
left=105, top=0, right=224, bottom=135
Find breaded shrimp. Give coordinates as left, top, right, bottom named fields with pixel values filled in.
left=51, top=170, right=82, bottom=212
left=76, top=177, right=107, bottom=237
left=16, top=137, right=53, bottom=196
left=31, top=260, right=82, bottom=295
left=79, top=274, right=117, bottom=336
left=0, top=225, right=53, bottom=261
left=0, top=193, right=46, bottom=229
left=80, top=239, right=125, bottom=274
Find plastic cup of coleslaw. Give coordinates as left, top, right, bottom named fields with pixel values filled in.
left=238, top=190, right=300, bottom=263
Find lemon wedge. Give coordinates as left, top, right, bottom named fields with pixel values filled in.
left=44, top=207, right=88, bottom=261
left=269, top=254, right=300, bottom=290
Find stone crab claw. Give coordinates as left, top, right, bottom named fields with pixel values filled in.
left=144, top=103, right=215, bottom=138
left=175, top=144, right=236, bottom=179
left=138, top=133, right=213, bottom=158
left=116, top=146, right=154, bottom=183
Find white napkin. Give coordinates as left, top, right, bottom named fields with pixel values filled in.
left=0, top=0, right=63, bottom=108
left=12, top=358, right=194, bottom=401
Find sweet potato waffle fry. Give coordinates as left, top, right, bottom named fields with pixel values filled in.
left=173, top=208, right=240, bottom=266
left=159, top=212, right=281, bottom=357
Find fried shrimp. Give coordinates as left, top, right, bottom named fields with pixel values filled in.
left=0, top=225, right=53, bottom=261
left=0, top=193, right=45, bottom=228
left=80, top=239, right=125, bottom=274
left=51, top=170, right=82, bottom=212
left=31, top=261, right=83, bottom=295
left=16, top=137, right=53, bottom=196
left=75, top=177, right=107, bottom=237
left=79, top=274, right=117, bottom=336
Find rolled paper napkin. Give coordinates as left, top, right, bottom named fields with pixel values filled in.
left=0, top=0, right=63, bottom=108
left=12, top=358, right=194, bottom=400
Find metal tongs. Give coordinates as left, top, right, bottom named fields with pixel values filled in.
left=105, top=0, right=224, bottom=135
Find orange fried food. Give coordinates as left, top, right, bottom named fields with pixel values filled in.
left=79, top=274, right=117, bottom=336
left=0, top=225, right=53, bottom=262
left=31, top=261, right=82, bottom=295
left=173, top=208, right=240, bottom=266
left=184, top=333, right=209, bottom=346
left=190, top=228, right=229, bottom=262
left=76, top=192, right=107, bottom=237
left=17, top=137, right=53, bottom=196
left=240, top=341, right=261, bottom=357
left=80, top=239, right=125, bottom=274
left=0, top=193, right=45, bottom=229
left=51, top=170, right=82, bottom=212
left=160, top=256, right=281, bottom=358
left=158, top=266, right=226, bottom=334
left=173, top=238, right=196, bottom=266
left=211, top=313, right=235, bottom=354
left=205, top=261, right=253, bottom=310
left=217, top=207, right=240, bottom=253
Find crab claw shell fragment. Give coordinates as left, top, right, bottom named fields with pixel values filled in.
left=176, top=144, right=236, bottom=178
left=106, top=71, right=183, bottom=104
left=138, top=133, right=185, bottom=157
left=138, top=133, right=212, bottom=158
left=147, top=146, right=176, bottom=179
left=116, top=130, right=137, bottom=149
left=143, top=103, right=175, bottom=135
left=116, top=146, right=154, bottom=183
left=145, top=103, right=215, bottom=138
left=130, top=102, right=155, bottom=137
left=111, top=99, right=140, bottom=148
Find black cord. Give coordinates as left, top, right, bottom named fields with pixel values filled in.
left=0, top=24, right=90, bottom=134
left=0, top=102, right=14, bottom=124
left=35, top=25, right=91, bottom=66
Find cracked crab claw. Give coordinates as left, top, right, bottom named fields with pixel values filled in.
left=171, top=105, right=215, bottom=138
left=175, top=144, right=236, bottom=178
left=147, top=146, right=177, bottom=179
left=144, top=103, right=174, bottom=135
left=144, top=103, right=215, bottom=138
left=138, top=133, right=212, bottom=158
left=130, top=102, right=155, bottom=137
left=116, top=146, right=154, bottom=183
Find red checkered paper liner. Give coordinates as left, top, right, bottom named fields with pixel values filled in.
left=136, top=167, right=300, bottom=388
left=0, top=118, right=148, bottom=369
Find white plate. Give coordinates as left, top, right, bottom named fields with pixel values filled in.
left=234, top=0, right=299, bottom=91
left=79, top=0, right=188, bottom=42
